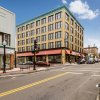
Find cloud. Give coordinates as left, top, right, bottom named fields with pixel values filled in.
left=84, top=38, right=100, bottom=52
left=62, top=0, right=67, bottom=4
left=69, top=0, right=100, bottom=20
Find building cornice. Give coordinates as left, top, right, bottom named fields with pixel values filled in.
left=16, top=6, right=84, bottom=29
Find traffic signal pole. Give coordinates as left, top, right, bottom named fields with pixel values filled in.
left=33, top=47, right=36, bottom=70
left=32, top=39, right=37, bottom=70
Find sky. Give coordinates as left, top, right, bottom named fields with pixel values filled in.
left=0, top=0, right=100, bottom=52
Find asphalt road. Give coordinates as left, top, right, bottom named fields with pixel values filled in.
left=0, top=63, right=100, bottom=100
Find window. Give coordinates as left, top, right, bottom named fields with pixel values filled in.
left=55, top=31, right=61, bottom=39
left=26, top=24, right=30, bottom=30
left=26, top=31, right=30, bottom=37
left=80, top=41, right=81, bottom=46
left=71, top=19, right=74, bottom=25
left=31, top=30, right=35, bottom=36
left=65, top=32, right=68, bottom=39
left=17, top=28, right=20, bottom=32
left=70, top=44, right=73, bottom=50
left=70, top=27, right=74, bottom=34
left=31, top=37, right=34, bottom=43
left=48, top=42, right=54, bottom=49
left=22, top=33, right=25, bottom=38
left=30, top=22, right=34, bottom=28
left=41, top=35, right=46, bottom=41
left=41, top=18, right=46, bottom=24
left=36, top=28, right=40, bottom=34
left=75, top=38, right=77, bottom=44
left=55, top=21, right=62, bottom=29
left=82, top=29, right=83, bottom=34
left=75, top=46, right=77, bottom=51
left=4, top=34, right=11, bottom=46
left=22, top=47, right=25, bottom=52
left=26, top=46, right=30, bottom=51
left=22, top=40, right=25, bottom=45
left=65, top=41, right=68, bottom=48
left=42, top=43, right=46, bottom=49
left=75, top=23, right=77, bottom=29
left=22, top=26, right=25, bottom=31
left=65, top=22, right=69, bottom=30
left=18, top=34, right=22, bottom=39
left=65, top=13, right=69, bottom=21
left=48, top=24, right=54, bottom=31
left=41, top=26, right=46, bottom=33
left=36, top=36, right=40, bottom=42
left=70, top=35, right=73, bottom=42
left=55, top=12, right=62, bottom=20
left=18, top=41, right=21, bottom=46
left=36, top=20, right=40, bottom=26
left=18, top=47, right=21, bottom=52
left=75, top=30, right=77, bottom=37
left=55, top=41, right=61, bottom=48
left=26, top=39, right=30, bottom=44
left=48, top=33, right=54, bottom=40
left=48, top=15, right=54, bottom=22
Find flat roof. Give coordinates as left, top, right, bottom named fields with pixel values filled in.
left=0, top=6, right=15, bottom=15
left=17, top=6, right=84, bottom=29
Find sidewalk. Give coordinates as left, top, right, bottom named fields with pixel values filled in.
left=64, top=62, right=77, bottom=66
left=0, top=67, right=48, bottom=76
left=0, top=63, right=77, bottom=76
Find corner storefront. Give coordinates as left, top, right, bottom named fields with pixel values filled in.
left=0, top=45, right=15, bottom=70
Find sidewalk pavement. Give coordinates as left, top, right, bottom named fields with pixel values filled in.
left=0, top=63, right=77, bottom=76
left=0, top=67, right=48, bottom=76
left=64, top=62, right=77, bottom=65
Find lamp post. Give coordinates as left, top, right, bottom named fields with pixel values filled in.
left=3, top=40, right=6, bottom=73
left=15, top=50, right=17, bottom=68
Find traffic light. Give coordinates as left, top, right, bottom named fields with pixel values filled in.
left=34, top=40, right=37, bottom=49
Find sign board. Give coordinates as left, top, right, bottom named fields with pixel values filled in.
left=0, top=48, right=14, bottom=54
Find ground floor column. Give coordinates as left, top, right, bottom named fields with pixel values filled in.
left=10, top=54, right=14, bottom=69
left=61, top=49, right=66, bottom=64
left=46, top=55, right=48, bottom=63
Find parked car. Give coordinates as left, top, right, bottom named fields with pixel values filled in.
left=80, top=58, right=85, bottom=64
left=36, top=61, right=50, bottom=66
left=25, top=61, right=33, bottom=65
left=87, top=58, right=95, bottom=64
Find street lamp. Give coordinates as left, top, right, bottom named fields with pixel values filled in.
left=3, top=40, right=6, bottom=73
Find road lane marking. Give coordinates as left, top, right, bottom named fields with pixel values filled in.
left=0, top=72, right=70, bottom=97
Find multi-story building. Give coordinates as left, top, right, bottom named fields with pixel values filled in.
left=0, top=6, right=16, bottom=69
left=84, top=45, right=99, bottom=58
left=17, top=6, right=84, bottom=64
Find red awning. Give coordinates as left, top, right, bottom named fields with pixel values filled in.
left=36, top=49, right=61, bottom=55
left=17, top=52, right=34, bottom=57
left=17, top=49, right=61, bottom=57
left=65, top=50, right=70, bottom=54
left=65, top=50, right=81, bottom=56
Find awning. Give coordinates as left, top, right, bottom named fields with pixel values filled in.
left=36, top=49, right=61, bottom=55
left=17, top=52, right=34, bottom=57
left=65, top=50, right=70, bottom=54
left=65, top=50, right=81, bottom=56
left=17, top=49, right=62, bottom=57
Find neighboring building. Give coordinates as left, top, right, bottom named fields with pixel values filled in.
left=16, top=6, right=84, bottom=64
left=84, top=45, right=99, bottom=58
left=0, top=6, right=16, bottom=69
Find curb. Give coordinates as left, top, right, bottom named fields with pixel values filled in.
left=0, top=68, right=48, bottom=76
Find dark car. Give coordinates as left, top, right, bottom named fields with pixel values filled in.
left=25, top=61, right=33, bottom=65
left=36, top=61, right=50, bottom=66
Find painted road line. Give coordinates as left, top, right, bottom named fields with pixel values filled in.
left=0, top=72, right=70, bottom=97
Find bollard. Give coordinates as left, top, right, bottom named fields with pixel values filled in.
left=96, top=84, right=100, bottom=100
